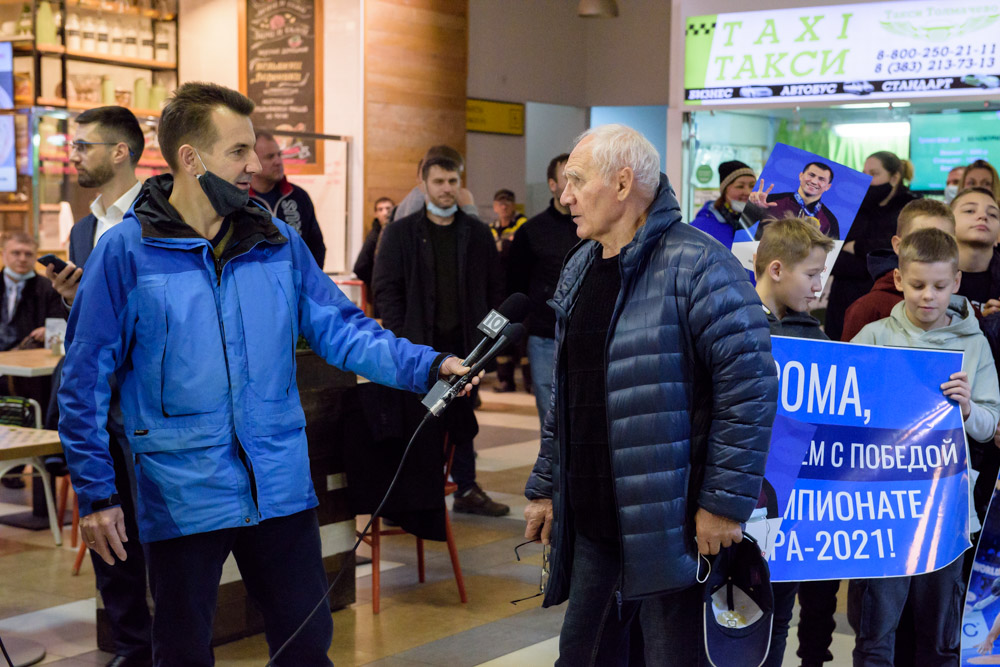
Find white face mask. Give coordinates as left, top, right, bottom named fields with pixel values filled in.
left=426, top=198, right=458, bottom=218
left=730, top=200, right=747, bottom=213
left=3, top=267, right=35, bottom=282
left=944, top=184, right=959, bottom=204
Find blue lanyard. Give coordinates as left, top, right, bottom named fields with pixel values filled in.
left=793, top=191, right=822, bottom=218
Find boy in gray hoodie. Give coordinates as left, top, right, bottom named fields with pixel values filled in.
left=848, top=227, right=1000, bottom=666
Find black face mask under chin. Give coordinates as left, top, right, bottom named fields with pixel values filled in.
left=195, top=151, right=250, bottom=217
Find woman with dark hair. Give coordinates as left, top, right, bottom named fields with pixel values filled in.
left=824, top=150, right=918, bottom=341
left=690, top=160, right=757, bottom=248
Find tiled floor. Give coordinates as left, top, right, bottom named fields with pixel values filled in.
left=0, top=379, right=856, bottom=666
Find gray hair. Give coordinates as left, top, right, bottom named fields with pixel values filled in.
left=575, top=124, right=660, bottom=198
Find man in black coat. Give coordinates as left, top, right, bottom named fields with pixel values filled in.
left=373, top=155, right=508, bottom=516
left=0, top=232, right=66, bottom=353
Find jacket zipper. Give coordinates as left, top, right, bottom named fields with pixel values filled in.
left=206, top=239, right=274, bottom=521
left=605, top=252, right=627, bottom=606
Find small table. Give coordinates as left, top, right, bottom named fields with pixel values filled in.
left=0, top=425, right=61, bottom=667
left=0, top=349, right=62, bottom=532
left=0, top=348, right=62, bottom=378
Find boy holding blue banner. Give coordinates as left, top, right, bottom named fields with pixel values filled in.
left=848, top=228, right=1000, bottom=667
left=753, top=215, right=834, bottom=667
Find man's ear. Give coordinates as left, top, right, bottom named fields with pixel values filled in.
left=177, top=144, right=202, bottom=176
left=111, top=142, right=131, bottom=167
left=617, top=167, right=635, bottom=201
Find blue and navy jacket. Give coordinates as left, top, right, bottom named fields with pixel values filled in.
left=525, top=174, right=778, bottom=603
left=59, top=174, right=442, bottom=543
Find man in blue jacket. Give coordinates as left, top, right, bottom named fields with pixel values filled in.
left=59, top=83, right=472, bottom=666
left=523, top=124, right=778, bottom=664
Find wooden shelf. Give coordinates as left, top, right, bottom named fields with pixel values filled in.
left=39, top=203, right=61, bottom=212
left=67, top=99, right=161, bottom=117
left=65, top=49, right=175, bottom=71
left=13, top=42, right=64, bottom=54
left=0, top=203, right=29, bottom=212
left=66, top=0, right=176, bottom=21
left=35, top=97, right=68, bottom=107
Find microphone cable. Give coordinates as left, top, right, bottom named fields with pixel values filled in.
left=0, top=632, right=14, bottom=667
left=265, top=410, right=436, bottom=666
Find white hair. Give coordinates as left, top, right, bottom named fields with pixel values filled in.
left=575, top=124, right=660, bottom=198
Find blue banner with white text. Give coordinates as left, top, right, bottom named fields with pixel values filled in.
left=747, top=336, right=971, bottom=582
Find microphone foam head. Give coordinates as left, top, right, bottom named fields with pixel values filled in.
left=498, top=293, right=531, bottom=323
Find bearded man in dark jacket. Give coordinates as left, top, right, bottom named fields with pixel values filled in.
left=523, top=124, right=778, bottom=664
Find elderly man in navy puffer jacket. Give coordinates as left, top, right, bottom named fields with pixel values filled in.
left=523, top=124, right=779, bottom=665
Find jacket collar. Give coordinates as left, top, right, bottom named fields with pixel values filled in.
left=133, top=174, right=288, bottom=251
left=248, top=176, right=293, bottom=199
left=550, top=173, right=680, bottom=318
left=618, top=174, right=681, bottom=274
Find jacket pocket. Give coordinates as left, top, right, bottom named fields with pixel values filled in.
left=135, top=273, right=231, bottom=417
left=233, top=262, right=297, bottom=401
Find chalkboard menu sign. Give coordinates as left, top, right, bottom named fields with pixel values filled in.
left=239, top=0, right=324, bottom=174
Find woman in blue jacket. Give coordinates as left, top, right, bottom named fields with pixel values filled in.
left=691, top=160, right=757, bottom=248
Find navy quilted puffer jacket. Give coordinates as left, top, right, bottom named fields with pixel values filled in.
left=524, top=174, right=778, bottom=604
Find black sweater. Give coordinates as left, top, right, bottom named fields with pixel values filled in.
left=506, top=201, right=579, bottom=339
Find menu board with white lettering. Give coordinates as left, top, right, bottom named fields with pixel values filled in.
left=242, top=0, right=323, bottom=174
left=685, top=1, right=1000, bottom=105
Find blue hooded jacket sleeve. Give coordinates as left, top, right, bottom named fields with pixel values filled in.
left=289, top=231, right=440, bottom=392
left=58, top=231, right=134, bottom=517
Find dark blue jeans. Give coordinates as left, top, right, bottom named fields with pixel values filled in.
left=557, top=532, right=707, bottom=666
left=527, top=335, right=556, bottom=428
left=144, top=508, right=333, bottom=667
left=847, top=556, right=964, bottom=667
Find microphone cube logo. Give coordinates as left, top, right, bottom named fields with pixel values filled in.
left=478, top=309, right=509, bottom=338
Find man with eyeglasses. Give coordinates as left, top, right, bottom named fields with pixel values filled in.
left=45, top=106, right=152, bottom=667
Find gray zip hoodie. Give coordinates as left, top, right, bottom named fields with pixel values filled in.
left=852, top=295, right=1000, bottom=443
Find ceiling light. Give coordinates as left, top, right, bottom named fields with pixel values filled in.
left=833, top=122, right=910, bottom=138
left=578, top=0, right=618, bottom=18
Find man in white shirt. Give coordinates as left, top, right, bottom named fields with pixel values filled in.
left=47, top=107, right=144, bottom=305
left=46, top=106, right=152, bottom=667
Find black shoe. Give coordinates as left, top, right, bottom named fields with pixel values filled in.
left=452, top=484, right=510, bottom=517
left=106, top=656, right=153, bottom=667
left=492, top=381, right=516, bottom=393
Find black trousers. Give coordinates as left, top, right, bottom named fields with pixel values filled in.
left=91, top=431, right=152, bottom=658
left=144, top=508, right=333, bottom=667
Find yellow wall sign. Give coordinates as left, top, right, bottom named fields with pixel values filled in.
left=466, top=98, right=525, bottom=136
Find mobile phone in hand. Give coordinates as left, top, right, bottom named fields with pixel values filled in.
left=37, top=254, right=70, bottom=274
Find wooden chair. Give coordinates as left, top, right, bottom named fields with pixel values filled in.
left=357, top=435, right=468, bottom=614
left=55, top=477, right=90, bottom=575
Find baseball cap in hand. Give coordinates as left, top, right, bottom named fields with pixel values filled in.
left=703, top=533, right=773, bottom=667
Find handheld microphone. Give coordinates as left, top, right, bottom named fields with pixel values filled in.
left=422, top=322, right=526, bottom=417
left=461, top=293, right=530, bottom=372
left=421, top=293, right=529, bottom=410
